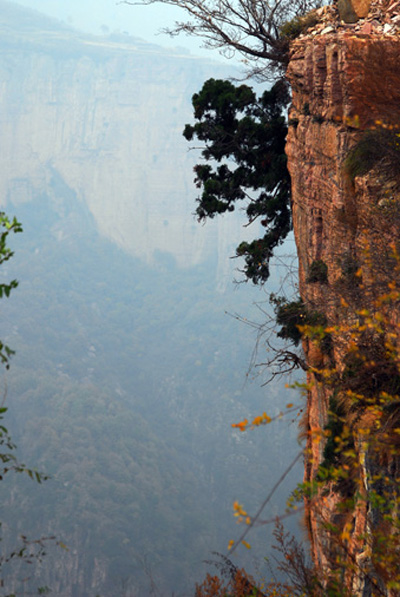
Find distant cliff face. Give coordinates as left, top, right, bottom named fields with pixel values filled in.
left=0, top=2, right=252, bottom=280
left=286, top=2, right=400, bottom=594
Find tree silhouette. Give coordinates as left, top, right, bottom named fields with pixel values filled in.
left=184, top=77, right=291, bottom=284
left=123, top=0, right=324, bottom=80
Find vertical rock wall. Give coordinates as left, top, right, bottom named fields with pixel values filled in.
left=286, top=17, right=400, bottom=595
left=0, top=11, right=251, bottom=282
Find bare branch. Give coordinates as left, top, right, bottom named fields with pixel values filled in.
left=120, top=0, right=325, bottom=80
left=228, top=450, right=303, bottom=554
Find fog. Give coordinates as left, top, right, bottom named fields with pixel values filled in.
left=8, top=0, right=224, bottom=56
left=0, top=2, right=303, bottom=595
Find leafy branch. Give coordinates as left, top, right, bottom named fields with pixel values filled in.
left=184, top=78, right=292, bottom=284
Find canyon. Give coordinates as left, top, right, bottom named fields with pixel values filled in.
left=0, top=0, right=253, bottom=283
left=0, top=3, right=288, bottom=595
left=2, top=0, right=400, bottom=593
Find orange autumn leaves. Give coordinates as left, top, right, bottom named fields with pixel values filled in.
left=232, top=500, right=251, bottom=526
left=231, top=405, right=294, bottom=432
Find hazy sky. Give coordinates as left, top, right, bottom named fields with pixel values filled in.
left=9, top=0, right=231, bottom=59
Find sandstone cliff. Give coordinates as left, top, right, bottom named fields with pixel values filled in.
left=286, top=1, right=400, bottom=594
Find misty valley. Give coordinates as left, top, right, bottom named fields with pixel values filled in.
left=0, top=1, right=301, bottom=595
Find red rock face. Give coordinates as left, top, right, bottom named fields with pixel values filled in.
left=286, top=29, right=400, bottom=595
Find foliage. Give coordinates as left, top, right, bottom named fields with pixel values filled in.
left=344, top=126, right=400, bottom=182
left=0, top=404, right=51, bottom=592
left=271, top=296, right=306, bottom=346
left=0, top=196, right=299, bottom=595
left=294, top=247, right=400, bottom=592
left=0, top=528, right=54, bottom=597
left=196, top=524, right=325, bottom=597
left=306, top=259, right=328, bottom=284
left=194, top=558, right=262, bottom=596
left=271, top=521, right=320, bottom=596
left=194, top=551, right=295, bottom=597
left=279, top=11, right=319, bottom=40
left=320, top=394, right=345, bottom=469
left=0, top=407, right=47, bottom=484
left=0, top=213, right=22, bottom=368
left=270, top=295, right=327, bottom=347
left=225, top=238, right=400, bottom=594
left=339, top=252, right=359, bottom=278
left=123, top=0, right=324, bottom=80
left=0, top=213, right=54, bottom=595
left=184, top=78, right=291, bottom=284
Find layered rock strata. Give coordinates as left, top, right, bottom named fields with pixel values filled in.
left=286, top=7, right=400, bottom=595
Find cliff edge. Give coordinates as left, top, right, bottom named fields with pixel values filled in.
left=286, top=1, right=400, bottom=594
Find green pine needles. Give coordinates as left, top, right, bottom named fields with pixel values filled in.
left=183, top=78, right=291, bottom=284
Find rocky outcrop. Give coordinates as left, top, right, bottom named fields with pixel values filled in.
left=286, top=2, right=400, bottom=594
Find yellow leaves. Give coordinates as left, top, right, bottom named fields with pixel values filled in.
left=377, top=289, right=400, bottom=306
left=222, top=240, right=400, bottom=595
left=325, top=326, right=337, bottom=334
left=344, top=114, right=360, bottom=128
left=308, top=427, right=329, bottom=444
left=233, top=500, right=247, bottom=518
left=232, top=411, right=274, bottom=431
left=251, top=415, right=263, bottom=426
left=341, top=521, right=353, bottom=543
left=233, top=501, right=252, bottom=528
left=252, top=412, right=272, bottom=426
left=374, top=119, right=400, bottom=131
left=231, top=418, right=248, bottom=432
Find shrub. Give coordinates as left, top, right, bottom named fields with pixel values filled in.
left=270, top=295, right=327, bottom=347
left=321, top=394, right=345, bottom=468
left=271, top=296, right=307, bottom=346
left=342, top=338, right=400, bottom=400
left=194, top=554, right=266, bottom=596
left=280, top=12, right=319, bottom=40
left=340, top=253, right=359, bottom=278
left=344, top=128, right=400, bottom=182
left=307, top=259, right=328, bottom=283
left=319, top=394, right=357, bottom=499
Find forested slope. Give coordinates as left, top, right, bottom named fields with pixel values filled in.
left=0, top=191, right=300, bottom=595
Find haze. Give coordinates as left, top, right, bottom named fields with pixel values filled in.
left=8, top=0, right=226, bottom=57
left=0, top=2, right=301, bottom=595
